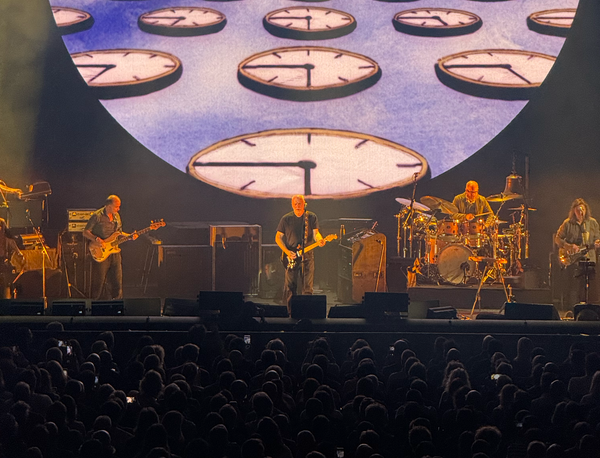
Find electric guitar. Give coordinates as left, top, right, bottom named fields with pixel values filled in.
left=89, top=220, right=165, bottom=262
left=281, top=234, right=337, bottom=271
left=558, top=244, right=593, bottom=267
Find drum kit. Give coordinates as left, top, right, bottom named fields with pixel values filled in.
left=395, top=191, right=533, bottom=286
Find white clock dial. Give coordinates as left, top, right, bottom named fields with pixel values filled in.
left=52, top=7, right=94, bottom=35
left=139, top=7, right=226, bottom=36
left=263, top=6, right=356, bottom=40
left=527, top=9, right=576, bottom=37
left=187, top=128, right=428, bottom=199
left=393, top=8, right=482, bottom=37
left=238, top=46, right=381, bottom=101
left=71, top=49, right=182, bottom=99
left=435, top=49, right=556, bottom=100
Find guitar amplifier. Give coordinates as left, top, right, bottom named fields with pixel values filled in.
left=67, top=222, right=88, bottom=233
left=67, top=209, right=95, bottom=221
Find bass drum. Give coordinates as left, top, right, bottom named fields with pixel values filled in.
left=437, top=244, right=475, bottom=285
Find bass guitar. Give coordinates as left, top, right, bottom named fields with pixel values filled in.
left=89, top=220, right=165, bottom=262
left=281, top=234, right=337, bottom=271
left=558, top=244, right=593, bottom=267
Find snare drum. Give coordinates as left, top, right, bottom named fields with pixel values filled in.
left=437, top=244, right=476, bottom=285
left=437, top=221, right=460, bottom=242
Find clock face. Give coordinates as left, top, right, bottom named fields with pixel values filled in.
left=52, top=7, right=94, bottom=35
left=187, top=128, right=428, bottom=199
left=393, top=8, right=482, bottom=37
left=435, top=49, right=556, bottom=100
left=527, top=9, right=576, bottom=37
left=263, top=6, right=356, bottom=40
left=138, top=7, right=227, bottom=37
left=70, top=49, right=183, bottom=99
left=238, top=46, right=381, bottom=101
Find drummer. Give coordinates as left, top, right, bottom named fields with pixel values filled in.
left=451, top=181, right=494, bottom=225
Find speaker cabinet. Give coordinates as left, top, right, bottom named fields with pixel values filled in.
left=427, top=306, right=458, bottom=319
left=51, top=299, right=88, bottom=316
left=290, top=295, right=327, bottom=319
left=198, top=291, right=244, bottom=318
left=124, top=298, right=162, bottom=316
left=0, top=299, right=45, bottom=316
left=210, top=225, right=261, bottom=295
left=504, top=302, right=560, bottom=320
left=91, top=300, right=124, bottom=316
left=163, top=298, right=200, bottom=316
left=574, top=303, right=600, bottom=321
left=158, top=245, right=211, bottom=298
left=363, top=292, right=409, bottom=319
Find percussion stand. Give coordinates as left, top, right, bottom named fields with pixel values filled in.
left=26, top=211, right=50, bottom=310
left=470, top=257, right=511, bottom=317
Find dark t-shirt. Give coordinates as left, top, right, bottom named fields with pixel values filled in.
left=276, top=211, right=319, bottom=250
left=85, top=207, right=122, bottom=239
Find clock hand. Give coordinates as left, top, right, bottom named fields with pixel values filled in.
left=444, top=63, right=532, bottom=84
left=192, top=160, right=317, bottom=195
left=145, top=16, right=187, bottom=25
left=403, top=15, right=449, bottom=26
left=431, top=15, right=449, bottom=26
left=75, top=64, right=117, bottom=82
left=242, top=64, right=315, bottom=87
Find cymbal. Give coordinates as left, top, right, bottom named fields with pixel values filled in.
left=395, top=197, right=430, bottom=212
left=420, top=196, right=458, bottom=214
left=486, top=193, right=522, bottom=202
left=508, top=205, right=537, bottom=211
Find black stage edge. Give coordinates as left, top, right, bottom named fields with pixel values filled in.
left=408, top=285, right=552, bottom=310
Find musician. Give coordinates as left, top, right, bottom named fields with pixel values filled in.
left=555, top=198, right=600, bottom=305
left=83, top=195, right=137, bottom=300
left=0, top=218, right=23, bottom=299
left=275, top=195, right=325, bottom=313
left=452, top=181, right=493, bottom=224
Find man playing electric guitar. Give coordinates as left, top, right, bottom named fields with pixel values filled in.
left=84, top=195, right=138, bottom=300
left=555, top=198, right=600, bottom=306
left=276, top=195, right=326, bottom=314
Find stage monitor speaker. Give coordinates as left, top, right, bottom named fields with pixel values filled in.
left=0, top=299, right=45, bottom=316
left=290, top=295, right=327, bottom=319
left=328, top=305, right=363, bottom=318
left=124, top=298, right=162, bottom=316
left=574, top=303, right=600, bottom=321
left=51, top=299, right=88, bottom=316
left=363, top=292, right=409, bottom=319
left=427, top=306, right=458, bottom=319
left=91, top=300, right=124, bottom=316
left=163, top=298, right=200, bottom=316
left=198, top=291, right=244, bottom=318
left=504, top=302, right=560, bottom=321
left=408, top=300, right=440, bottom=319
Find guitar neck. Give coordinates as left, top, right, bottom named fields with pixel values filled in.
left=297, top=241, right=321, bottom=256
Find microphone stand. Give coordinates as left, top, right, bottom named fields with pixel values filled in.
left=26, top=211, right=50, bottom=310
left=401, top=173, right=420, bottom=258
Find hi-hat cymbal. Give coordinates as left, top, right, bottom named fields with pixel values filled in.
left=420, top=196, right=458, bottom=214
left=508, top=205, right=537, bottom=211
left=395, top=197, right=430, bottom=212
left=486, top=193, right=522, bottom=202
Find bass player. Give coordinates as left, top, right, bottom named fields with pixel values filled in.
left=83, top=195, right=138, bottom=300
left=555, top=198, right=600, bottom=306
left=276, top=195, right=325, bottom=314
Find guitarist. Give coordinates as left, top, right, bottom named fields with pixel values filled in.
left=276, top=195, right=325, bottom=313
left=83, top=195, right=138, bottom=300
left=555, top=198, right=600, bottom=305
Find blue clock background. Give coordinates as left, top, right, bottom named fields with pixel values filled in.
left=1, top=0, right=600, bottom=291
left=55, top=0, right=575, bottom=179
